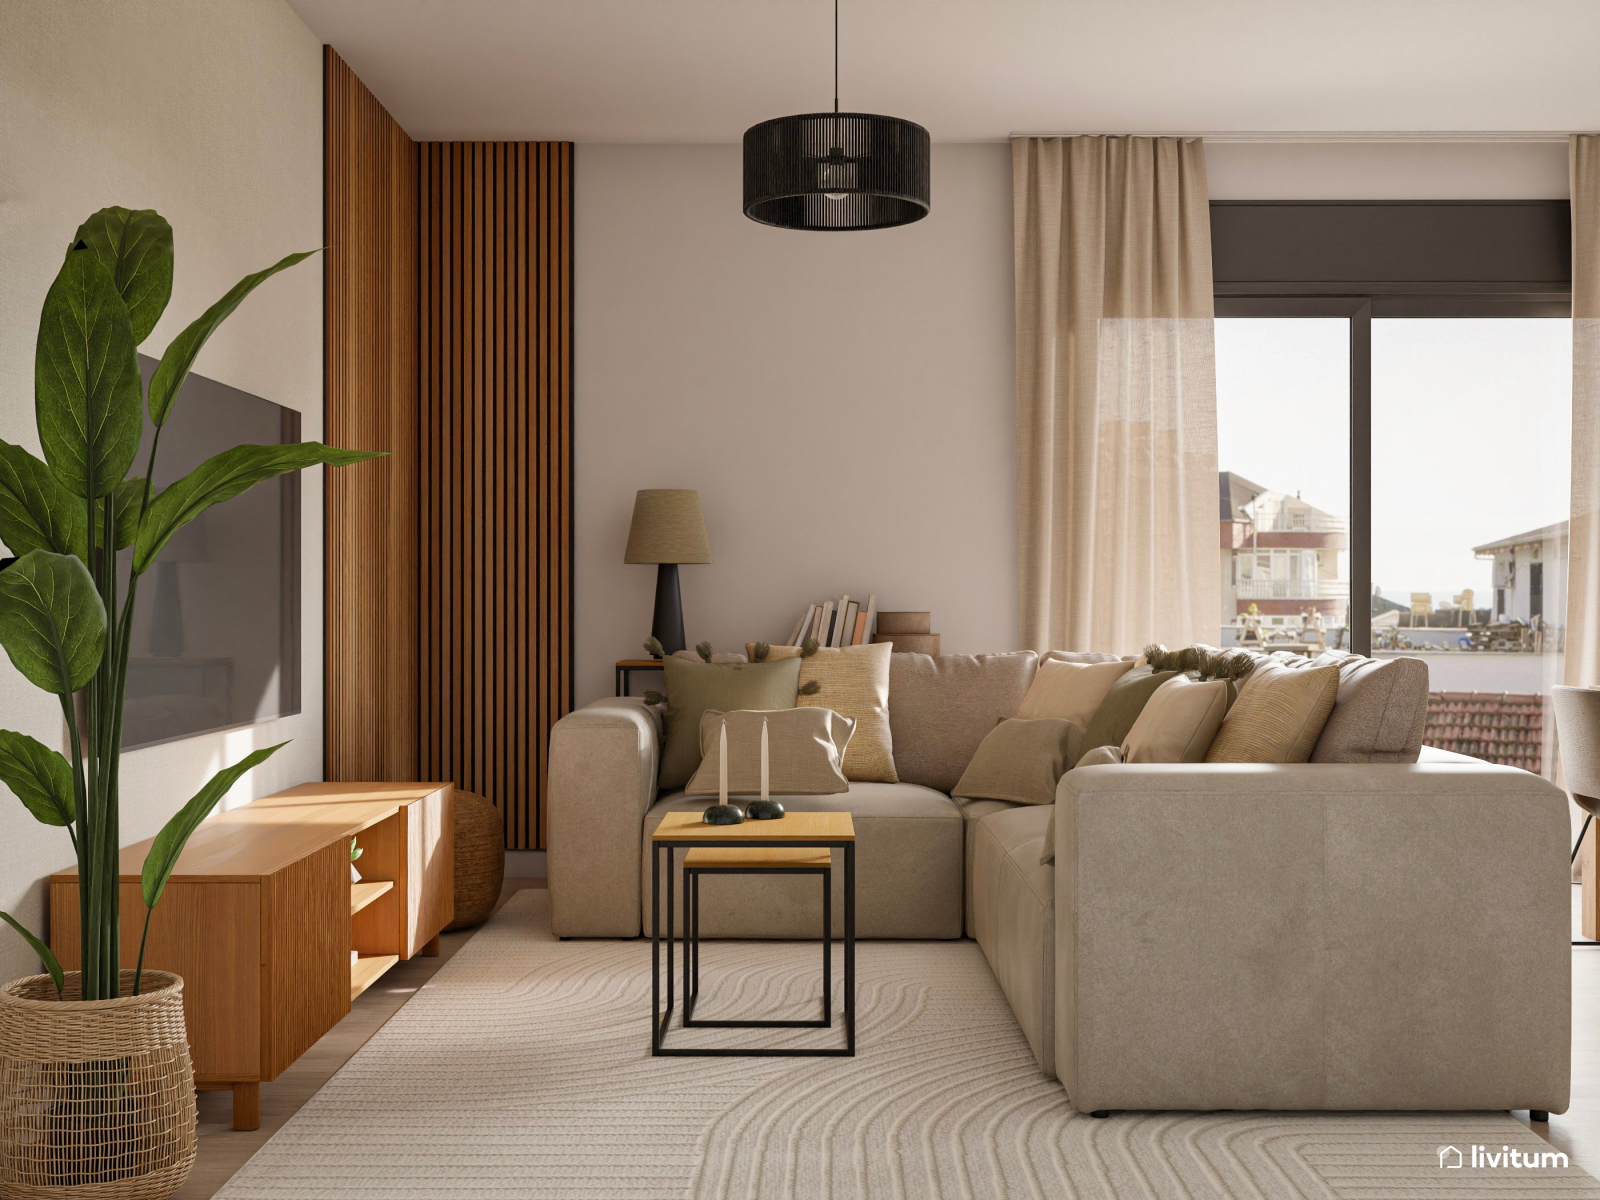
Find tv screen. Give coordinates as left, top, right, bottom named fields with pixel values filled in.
left=117, top=356, right=302, bottom=748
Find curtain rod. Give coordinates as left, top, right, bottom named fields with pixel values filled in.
left=1006, top=131, right=1575, bottom=144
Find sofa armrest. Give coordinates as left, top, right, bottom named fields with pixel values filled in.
left=548, top=697, right=661, bottom=937
left=1054, top=762, right=1570, bottom=1113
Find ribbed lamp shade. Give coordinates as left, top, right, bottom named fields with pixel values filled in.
left=743, top=113, right=930, bottom=231
left=624, top=489, right=711, bottom=565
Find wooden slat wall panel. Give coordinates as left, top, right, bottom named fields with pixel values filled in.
left=323, top=47, right=420, bottom=781
left=418, top=142, right=573, bottom=851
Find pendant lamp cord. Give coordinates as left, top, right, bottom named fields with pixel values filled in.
left=833, top=0, right=839, bottom=114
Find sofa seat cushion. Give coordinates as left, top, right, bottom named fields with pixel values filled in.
left=640, top=783, right=963, bottom=939
left=955, top=797, right=1018, bottom=934
left=971, top=804, right=1056, bottom=1077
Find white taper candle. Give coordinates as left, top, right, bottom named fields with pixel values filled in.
left=719, top=720, right=728, bottom=805
left=761, top=718, right=770, bottom=802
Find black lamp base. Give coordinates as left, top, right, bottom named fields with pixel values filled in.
left=652, top=562, right=686, bottom=656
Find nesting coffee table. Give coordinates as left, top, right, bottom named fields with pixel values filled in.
left=650, top=810, right=855, bottom=1057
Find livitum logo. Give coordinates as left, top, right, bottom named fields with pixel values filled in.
left=1438, top=1144, right=1570, bottom=1169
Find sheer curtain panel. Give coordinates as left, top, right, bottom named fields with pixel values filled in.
left=1013, top=136, right=1219, bottom=656
left=1570, top=133, right=1600, bottom=688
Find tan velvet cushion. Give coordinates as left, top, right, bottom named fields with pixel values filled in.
left=1121, top=676, right=1231, bottom=763
left=953, top=718, right=1080, bottom=806
left=1311, top=654, right=1430, bottom=763
left=1080, top=666, right=1179, bottom=760
left=658, top=656, right=802, bottom=789
left=764, top=642, right=897, bottom=782
left=1207, top=660, right=1339, bottom=764
left=1018, top=658, right=1135, bottom=727
left=888, top=652, right=1039, bottom=793
left=684, top=707, right=854, bottom=796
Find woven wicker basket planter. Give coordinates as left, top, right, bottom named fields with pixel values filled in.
left=445, top=789, right=505, bottom=931
left=0, top=970, right=197, bottom=1200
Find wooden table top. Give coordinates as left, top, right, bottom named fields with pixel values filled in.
left=652, top=810, right=854, bottom=843
left=52, top=782, right=452, bottom=883
left=683, top=846, right=832, bottom=869
left=616, top=658, right=667, bottom=669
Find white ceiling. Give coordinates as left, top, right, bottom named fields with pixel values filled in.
left=287, top=0, right=1600, bottom=144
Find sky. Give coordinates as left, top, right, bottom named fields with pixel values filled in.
left=1215, top=316, right=1572, bottom=610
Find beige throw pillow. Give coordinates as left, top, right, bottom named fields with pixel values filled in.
left=761, top=642, right=897, bottom=782
left=1121, top=676, right=1231, bottom=763
left=953, top=718, right=1079, bottom=806
left=1206, top=661, right=1340, bottom=764
left=1018, top=658, right=1135, bottom=728
left=685, top=708, right=854, bottom=796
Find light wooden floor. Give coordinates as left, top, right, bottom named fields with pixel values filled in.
left=173, top=877, right=545, bottom=1200
left=175, top=878, right=1600, bottom=1196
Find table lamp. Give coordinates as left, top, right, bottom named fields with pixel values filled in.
left=624, top=489, right=711, bottom=656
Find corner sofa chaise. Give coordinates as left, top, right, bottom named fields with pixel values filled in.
left=547, top=649, right=1571, bottom=1116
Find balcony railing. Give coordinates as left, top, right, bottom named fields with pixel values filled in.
left=1236, top=579, right=1347, bottom=601
left=1243, top=513, right=1348, bottom=534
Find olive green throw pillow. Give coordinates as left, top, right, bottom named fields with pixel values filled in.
left=1079, top=666, right=1178, bottom=760
left=953, top=718, right=1080, bottom=806
left=658, top=656, right=802, bottom=789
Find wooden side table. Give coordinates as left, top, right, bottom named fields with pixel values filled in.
left=616, top=658, right=665, bottom=697
left=650, top=810, right=855, bottom=1057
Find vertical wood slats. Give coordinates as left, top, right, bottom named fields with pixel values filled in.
left=418, top=142, right=573, bottom=851
left=323, top=48, right=420, bottom=782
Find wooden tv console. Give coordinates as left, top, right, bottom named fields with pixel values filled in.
left=50, top=781, right=454, bottom=1130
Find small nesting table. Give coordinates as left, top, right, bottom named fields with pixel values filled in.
left=650, top=810, right=856, bottom=1057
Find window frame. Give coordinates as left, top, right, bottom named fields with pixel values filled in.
left=1212, top=200, right=1572, bottom=655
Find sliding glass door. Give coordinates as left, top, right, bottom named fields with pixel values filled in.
left=1215, top=318, right=1351, bottom=652
left=1216, top=305, right=1572, bottom=777
left=1371, top=317, right=1571, bottom=775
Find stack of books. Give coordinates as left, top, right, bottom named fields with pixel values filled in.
left=784, top=594, right=878, bottom=649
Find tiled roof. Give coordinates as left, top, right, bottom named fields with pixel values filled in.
left=1424, top=691, right=1544, bottom=774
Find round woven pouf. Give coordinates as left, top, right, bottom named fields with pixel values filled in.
left=446, top=789, right=505, bottom=931
left=0, top=970, right=196, bottom=1199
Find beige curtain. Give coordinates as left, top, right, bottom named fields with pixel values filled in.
left=1569, top=134, right=1600, bottom=688
left=1013, top=136, right=1219, bottom=656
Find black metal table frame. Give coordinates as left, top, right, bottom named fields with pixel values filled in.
left=615, top=661, right=665, bottom=697
left=651, top=837, right=855, bottom=1057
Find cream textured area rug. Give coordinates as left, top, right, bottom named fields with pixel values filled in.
left=217, top=890, right=1599, bottom=1199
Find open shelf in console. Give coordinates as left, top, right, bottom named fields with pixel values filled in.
left=350, top=879, right=394, bottom=916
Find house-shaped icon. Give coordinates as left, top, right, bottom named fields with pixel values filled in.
left=1439, top=1146, right=1463, bottom=1169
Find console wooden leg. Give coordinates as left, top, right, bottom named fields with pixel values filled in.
left=420, top=934, right=440, bottom=957
left=232, top=1081, right=260, bottom=1131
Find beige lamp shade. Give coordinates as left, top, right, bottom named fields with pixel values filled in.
left=624, top=489, right=712, bottom=564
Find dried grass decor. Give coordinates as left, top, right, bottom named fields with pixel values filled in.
left=0, top=971, right=196, bottom=1199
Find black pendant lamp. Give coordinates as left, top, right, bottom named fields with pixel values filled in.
left=742, top=0, right=930, bottom=231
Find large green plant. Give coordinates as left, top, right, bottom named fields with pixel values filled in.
left=0, top=208, right=379, bottom=1001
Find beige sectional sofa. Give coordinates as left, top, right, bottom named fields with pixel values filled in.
left=547, top=649, right=1571, bottom=1115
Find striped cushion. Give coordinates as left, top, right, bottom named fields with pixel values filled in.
left=1206, top=661, right=1340, bottom=764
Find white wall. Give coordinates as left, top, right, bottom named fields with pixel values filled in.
left=1206, top=141, right=1569, bottom=200
left=574, top=143, right=1016, bottom=706
left=0, top=0, right=324, bottom=984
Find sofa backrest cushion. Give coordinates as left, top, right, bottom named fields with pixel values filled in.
left=1309, top=653, right=1430, bottom=763
left=889, top=652, right=1038, bottom=793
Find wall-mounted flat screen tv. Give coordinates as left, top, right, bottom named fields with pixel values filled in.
left=116, top=356, right=302, bottom=749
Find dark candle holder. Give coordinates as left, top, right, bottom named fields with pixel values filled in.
left=745, top=799, right=785, bottom=820
left=702, top=804, right=745, bottom=825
